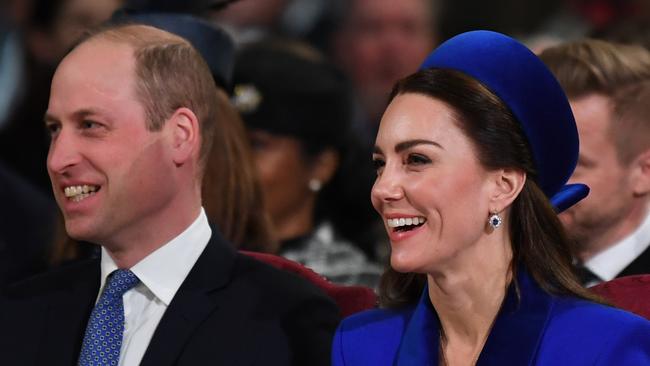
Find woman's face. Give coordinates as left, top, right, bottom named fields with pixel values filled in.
left=371, top=93, right=496, bottom=274
left=248, top=129, right=314, bottom=228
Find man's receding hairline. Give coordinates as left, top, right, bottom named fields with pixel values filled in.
left=81, top=23, right=191, bottom=52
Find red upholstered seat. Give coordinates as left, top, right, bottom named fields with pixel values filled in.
left=240, top=250, right=377, bottom=317
left=590, top=275, right=650, bottom=320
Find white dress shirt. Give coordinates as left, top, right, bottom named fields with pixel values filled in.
left=98, top=208, right=212, bottom=366
left=585, top=210, right=650, bottom=286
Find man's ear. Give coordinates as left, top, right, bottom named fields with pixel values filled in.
left=167, top=107, right=200, bottom=166
left=631, top=149, right=650, bottom=196
left=489, top=168, right=526, bottom=212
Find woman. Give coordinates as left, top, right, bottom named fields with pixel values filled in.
left=232, top=40, right=383, bottom=287
left=332, top=31, right=650, bottom=365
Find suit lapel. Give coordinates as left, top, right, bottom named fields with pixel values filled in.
left=618, top=244, right=650, bottom=277
left=39, top=260, right=99, bottom=365
left=140, top=231, right=236, bottom=366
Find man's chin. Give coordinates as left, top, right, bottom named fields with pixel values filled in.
left=64, top=222, right=102, bottom=244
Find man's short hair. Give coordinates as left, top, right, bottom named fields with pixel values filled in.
left=82, top=24, right=218, bottom=169
left=540, top=39, right=650, bottom=164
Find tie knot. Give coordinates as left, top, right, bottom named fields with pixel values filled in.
left=104, top=269, right=140, bottom=298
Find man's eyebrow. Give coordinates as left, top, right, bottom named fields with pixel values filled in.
left=394, top=139, right=443, bottom=153
left=71, top=108, right=103, bottom=120
left=44, top=108, right=106, bottom=125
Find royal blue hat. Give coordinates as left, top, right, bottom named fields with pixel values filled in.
left=419, top=30, right=588, bottom=213
left=111, top=11, right=235, bottom=91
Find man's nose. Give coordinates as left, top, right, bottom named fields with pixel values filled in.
left=47, top=129, right=81, bottom=175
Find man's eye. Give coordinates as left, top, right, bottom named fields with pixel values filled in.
left=81, top=120, right=100, bottom=129
left=406, top=153, right=431, bottom=165
left=46, top=123, right=61, bottom=136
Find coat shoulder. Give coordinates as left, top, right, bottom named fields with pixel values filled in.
left=537, top=297, right=650, bottom=365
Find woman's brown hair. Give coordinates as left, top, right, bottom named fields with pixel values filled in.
left=378, top=68, right=602, bottom=308
left=201, top=88, right=276, bottom=253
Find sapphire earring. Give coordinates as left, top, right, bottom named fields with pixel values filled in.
left=488, top=212, right=502, bottom=229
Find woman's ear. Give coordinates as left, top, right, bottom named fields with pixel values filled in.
left=168, top=107, right=200, bottom=166
left=310, top=148, right=340, bottom=187
left=489, top=168, right=526, bottom=212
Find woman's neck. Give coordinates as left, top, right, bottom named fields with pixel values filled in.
left=427, top=236, right=513, bottom=365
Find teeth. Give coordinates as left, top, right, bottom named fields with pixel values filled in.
left=387, top=217, right=426, bottom=228
left=64, top=185, right=98, bottom=200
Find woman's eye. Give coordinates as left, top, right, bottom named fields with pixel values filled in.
left=372, top=158, right=385, bottom=174
left=406, top=153, right=431, bottom=165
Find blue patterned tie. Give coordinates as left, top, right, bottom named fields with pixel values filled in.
left=78, top=269, right=140, bottom=366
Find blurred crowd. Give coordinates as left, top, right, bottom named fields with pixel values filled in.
left=2, top=0, right=650, bottom=290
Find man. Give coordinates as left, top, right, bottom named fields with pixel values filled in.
left=0, top=24, right=339, bottom=365
left=330, top=0, right=439, bottom=143
left=540, top=40, right=650, bottom=286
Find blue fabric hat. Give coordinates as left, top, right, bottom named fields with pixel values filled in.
left=112, top=11, right=235, bottom=91
left=419, top=30, right=588, bottom=212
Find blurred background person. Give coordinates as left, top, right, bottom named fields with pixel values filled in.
left=541, top=40, right=650, bottom=286
left=233, top=40, right=382, bottom=287
left=206, top=0, right=338, bottom=50
left=0, top=161, right=56, bottom=289
left=0, top=0, right=123, bottom=195
left=0, top=0, right=118, bottom=287
left=329, top=0, right=439, bottom=143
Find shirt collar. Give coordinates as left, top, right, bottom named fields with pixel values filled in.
left=585, top=210, right=650, bottom=281
left=100, top=207, right=212, bottom=305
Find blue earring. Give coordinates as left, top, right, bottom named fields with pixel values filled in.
left=488, top=212, right=502, bottom=229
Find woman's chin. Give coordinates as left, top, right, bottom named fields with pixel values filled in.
left=390, top=255, right=422, bottom=274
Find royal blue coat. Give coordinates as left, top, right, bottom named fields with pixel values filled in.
left=332, top=270, right=650, bottom=365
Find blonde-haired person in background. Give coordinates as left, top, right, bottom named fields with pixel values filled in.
left=541, top=40, right=650, bottom=287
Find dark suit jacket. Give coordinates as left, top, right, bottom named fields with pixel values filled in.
left=0, top=231, right=341, bottom=365
left=0, top=162, right=56, bottom=288
left=618, top=243, right=650, bottom=277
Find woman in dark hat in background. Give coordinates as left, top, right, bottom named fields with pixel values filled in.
left=233, top=40, right=383, bottom=288
left=332, top=30, right=650, bottom=365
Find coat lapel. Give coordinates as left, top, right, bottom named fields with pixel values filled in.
left=395, top=288, right=440, bottom=366
left=477, top=270, right=554, bottom=366
left=395, top=270, right=554, bottom=366
left=139, top=231, right=236, bottom=366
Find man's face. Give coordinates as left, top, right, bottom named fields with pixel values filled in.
left=46, top=39, right=178, bottom=247
left=334, top=0, right=436, bottom=121
left=560, top=94, right=636, bottom=251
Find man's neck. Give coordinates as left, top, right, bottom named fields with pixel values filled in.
left=578, top=203, right=650, bottom=261
left=103, top=203, right=202, bottom=268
